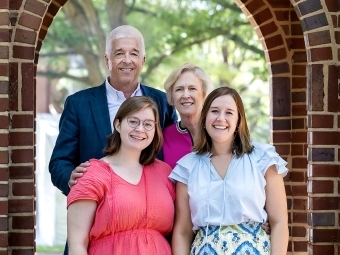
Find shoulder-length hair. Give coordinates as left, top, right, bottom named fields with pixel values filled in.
left=193, top=86, right=253, bottom=157
left=163, top=63, right=213, bottom=105
left=103, top=96, right=163, bottom=165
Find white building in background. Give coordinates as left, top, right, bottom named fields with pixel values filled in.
left=35, top=58, right=87, bottom=247
left=36, top=113, right=67, bottom=246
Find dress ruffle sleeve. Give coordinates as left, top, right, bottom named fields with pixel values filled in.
left=169, top=152, right=198, bottom=184
left=67, top=159, right=114, bottom=241
left=252, top=142, right=288, bottom=177
left=67, top=159, right=111, bottom=208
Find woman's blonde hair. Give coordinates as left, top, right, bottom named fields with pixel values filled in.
left=163, top=63, right=213, bottom=105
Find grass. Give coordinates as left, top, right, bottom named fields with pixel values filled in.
left=36, top=245, right=64, bottom=253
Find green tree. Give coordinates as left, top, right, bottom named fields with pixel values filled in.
left=38, top=0, right=270, bottom=142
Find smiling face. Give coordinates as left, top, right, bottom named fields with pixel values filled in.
left=115, top=107, right=155, bottom=152
left=172, top=71, right=205, bottom=118
left=205, top=94, right=239, bottom=146
left=104, top=37, right=145, bottom=89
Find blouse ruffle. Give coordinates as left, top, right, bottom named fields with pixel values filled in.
left=168, top=152, right=203, bottom=184
left=169, top=142, right=288, bottom=229
left=252, top=142, right=288, bottom=177
left=169, top=142, right=288, bottom=184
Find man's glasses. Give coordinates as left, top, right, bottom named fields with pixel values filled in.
left=126, top=116, right=156, bottom=131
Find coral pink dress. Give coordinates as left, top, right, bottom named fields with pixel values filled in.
left=67, top=158, right=175, bottom=255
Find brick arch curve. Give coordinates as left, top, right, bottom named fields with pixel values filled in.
left=2, top=0, right=338, bottom=254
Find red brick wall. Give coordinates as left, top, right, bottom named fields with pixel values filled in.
left=1, top=0, right=66, bottom=254
left=301, top=0, right=340, bottom=254
left=236, top=0, right=307, bottom=251
left=0, top=1, right=10, bottom=254
left=235, top=0, right=340, bottom=254
left=0, top=0, right=338, bottom=254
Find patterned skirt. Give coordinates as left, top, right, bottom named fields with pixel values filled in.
left=190, top=221, right=270, bottom=255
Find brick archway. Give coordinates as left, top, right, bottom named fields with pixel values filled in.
left=1, top=0, right=338, bottom=254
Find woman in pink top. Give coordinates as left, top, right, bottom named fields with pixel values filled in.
left=67, top=96, right=175, bottom=255
left=162, top=63, right=213, bottom=168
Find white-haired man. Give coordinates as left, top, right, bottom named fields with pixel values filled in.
left=49, top=25, right=177, bottom=255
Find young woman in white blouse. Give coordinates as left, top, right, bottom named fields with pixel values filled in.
left=170, top=86, right=289, bottom=255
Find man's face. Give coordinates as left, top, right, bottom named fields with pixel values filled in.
left=104, top=37, right=146, bottom=88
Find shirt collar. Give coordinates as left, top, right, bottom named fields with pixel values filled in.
left=105, top=77, right=141, bottom=101
left=176, top=121, right=189, bottom=134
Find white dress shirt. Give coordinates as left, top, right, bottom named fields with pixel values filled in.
left=105, top=78, right=143, bottom=131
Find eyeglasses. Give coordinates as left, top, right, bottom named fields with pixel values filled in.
left=126, top=116, right=156, bottom=131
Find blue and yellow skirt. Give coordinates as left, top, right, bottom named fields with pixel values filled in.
left=190, top=221, right=270, bottom=255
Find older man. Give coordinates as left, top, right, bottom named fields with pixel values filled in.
left=49, top=25, right=177, bottom=196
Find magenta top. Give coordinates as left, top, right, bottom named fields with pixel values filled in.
left=162, top=122, right=193, bottom=169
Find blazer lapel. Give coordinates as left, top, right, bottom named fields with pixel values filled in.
left=141, top=84, right=160, bottom=106
left=90, top=83, right=112, bottom=149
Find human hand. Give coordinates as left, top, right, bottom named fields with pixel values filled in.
left=68, top=161, right=90, bottom=188
left=261, top=221, right=271, bottom=235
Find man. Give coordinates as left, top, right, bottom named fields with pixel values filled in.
left=49, top=25, right=177, bottom=196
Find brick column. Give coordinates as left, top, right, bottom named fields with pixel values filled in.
left=6, top=0, right=42, bottom=253
left=306, top=64, right=339, bottom=254
left=301, top=0, right=340, bottom=253
left=0, top=1, right=10, bottom=254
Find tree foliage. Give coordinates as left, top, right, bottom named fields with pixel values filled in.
left=38, top=0, right=270, bottom=142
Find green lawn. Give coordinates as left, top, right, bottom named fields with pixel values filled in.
left=36, top=246, right=64, bottom=252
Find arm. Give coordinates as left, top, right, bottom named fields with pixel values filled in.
left=49, top=97, right=80, bottom=195
left=67, top=200, right=97, bottom=255
left=172, top=182, right=194, bottom=255
left=265, top=165, right=289, bottom=255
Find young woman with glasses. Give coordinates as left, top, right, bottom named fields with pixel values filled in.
left=66, top=96, right=175, bottom=255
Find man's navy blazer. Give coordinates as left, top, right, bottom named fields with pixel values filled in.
left=49, top=82, right=177, bottom=195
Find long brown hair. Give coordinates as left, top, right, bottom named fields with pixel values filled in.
left=193, top=86, right=253, bottom=157
left=103, top=96, right=163, bottom=165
